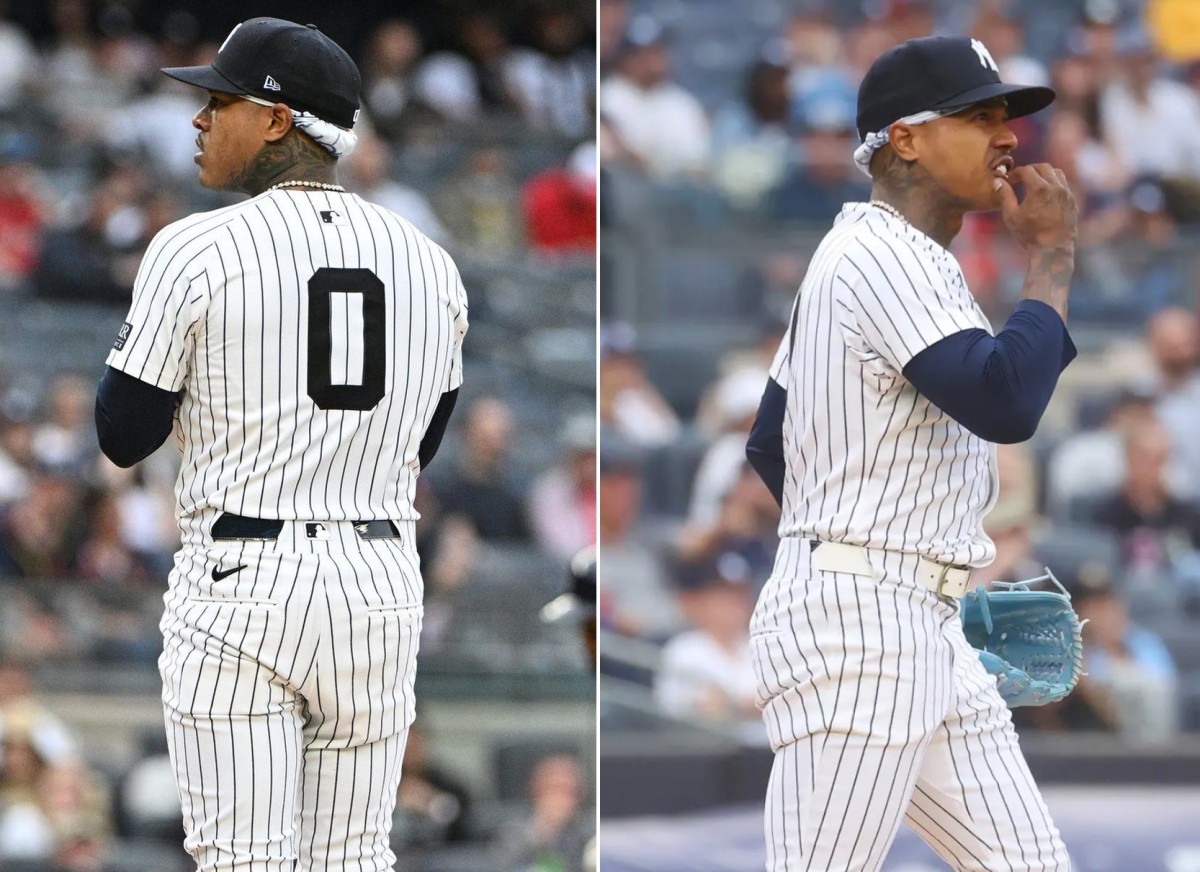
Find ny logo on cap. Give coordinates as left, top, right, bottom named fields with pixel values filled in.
left=971, top=39, right=999, bottom=73
left=264, top=75, right=282, bottom=91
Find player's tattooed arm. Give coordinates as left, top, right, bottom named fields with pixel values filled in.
left=1022, top=245, right=1074, bottom=323
left=995, top=163, right=1077, bottom=323
left=232, top=128, right=338, bottom=196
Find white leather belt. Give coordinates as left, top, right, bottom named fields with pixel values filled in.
left=808, top=540, right=971, bottom=599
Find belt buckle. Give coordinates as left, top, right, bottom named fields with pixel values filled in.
left=935, top=564, right=953, bottom=599
left=934, top=562, right=969, bottom=600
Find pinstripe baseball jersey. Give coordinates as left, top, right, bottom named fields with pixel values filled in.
left=107, top=189, right=468, bottom=533
left=770, top=202, right=999, bottom=567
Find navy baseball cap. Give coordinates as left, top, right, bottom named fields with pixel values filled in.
left=856, top=36, right=1055, bottom=142
left=162, top=18, right=361, bottom=129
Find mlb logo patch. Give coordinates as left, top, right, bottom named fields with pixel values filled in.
left=112, top=321, right=133, bottom=351
left=320, top=210, right=349, bottom=226
left=305, top=522, right=331, bottom=540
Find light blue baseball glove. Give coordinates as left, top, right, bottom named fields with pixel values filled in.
left=959, top=570, right=1085, bottom=708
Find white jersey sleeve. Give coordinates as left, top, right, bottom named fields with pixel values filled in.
left=836, top=232, right=985, bottom=373
left=446, top=263, right=468, bottom=391
left=107, top=223, right=215, bottom=390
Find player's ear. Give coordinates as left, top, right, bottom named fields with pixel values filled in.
left=263, top=103, right=294, bottom=143
left=888, top=122, right=919, bottom=163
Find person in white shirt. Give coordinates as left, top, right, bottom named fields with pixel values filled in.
left=1100, top=35, right=1200, bottom=180
left=598, top=17, right=711, bottom=181
left=654, top=548, right=763, bottom=743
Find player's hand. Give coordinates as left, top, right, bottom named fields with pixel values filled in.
left=994, top=163, right=1077, bottom=253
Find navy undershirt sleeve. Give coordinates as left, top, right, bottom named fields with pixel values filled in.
left=901, top=299, right=1077, bottom=444
left=95, top=366, right=179, bottom=468
left=419, top=388, right=458, bottom=471
left=747, top=377, right=787, bottom=506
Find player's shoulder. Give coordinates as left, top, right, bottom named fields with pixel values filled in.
left=353, top=195, right=463, bottom=273
left=827, top=204, right=934, bottom=278
left=144, top=197, right=262, bottom=259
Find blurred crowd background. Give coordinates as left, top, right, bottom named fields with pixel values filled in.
left=0, top=1, right=595, bottom=870
left=600, top=0, right=1200, bottom=752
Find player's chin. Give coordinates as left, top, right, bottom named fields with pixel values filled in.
left=967, top=182, right=1003, bottom=214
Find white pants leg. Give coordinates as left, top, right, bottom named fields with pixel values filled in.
left=904, top=620, right=1071, bottom=872
left=161, top=525, right=422, bottom=871
left=752, top=540, right=1069, bottom=872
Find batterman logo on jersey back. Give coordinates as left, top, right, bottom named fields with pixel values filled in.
left=112, top=321, right=133, bottom=351
left=320, top=210, right=349, bottom=226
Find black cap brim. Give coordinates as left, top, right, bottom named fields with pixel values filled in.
left=932, top=81, right=1056, bottom=120
left=161, top=64, right=246, bottom=96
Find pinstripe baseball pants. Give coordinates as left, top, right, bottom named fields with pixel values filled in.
left=750, top=538, right=1071, bottom=872
left=159, top=518, right=423, bottom=871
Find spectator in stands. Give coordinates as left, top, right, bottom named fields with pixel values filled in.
left=0, top=404, right=33, bottom=507
left=598, top=323, right=680, bottom=449
left=599, top=18, right=711, bottom=181
left=428, top=396, right=531, bottom=544
left=767, top=74, right=870, bottom=223
left=1088, top=415, right=1200, bottom=583
left=506, top=6, right=594, bottom=138
left=1151, top=307, right=1200, bottom=499
left=654, top=548, right=762, bottom=743
left=710, top=49, right=797, bottom=209
left=493, top=753, right=592, bottom=872
left=416, top=515, right=480, bottom=659
left=0, top=466, right=87, bottom=579
left=688, top=367, right=768, bottom=527
left=361, top=19, right=439, bottom=142
left=0, top=1, right=35, bottom=115
left=1047, top=564, right=1178, bottom=740
left=40, top=760, right=112, bottom=870
left=597, top=433, right=684, bottom=640
left=522, top=142, right=597, bottom=257
left=33, top=374, right=95, bottom=473
left=107, top=73, right=207, bottom=183
left=436, top=147, right=524, bottom=254
left=73, top=491, right=151, bottom=590
left=344, top=134, right=449, bottom=244
left=1046, top=383, right=1159, bottom=521
left=1100, top=31, right=1200, bottom=182
left=678, top=464, right=779, bottom=590
left=416, top=12, right=518, bottom=123
left=33, top=177, right=139, bottom=304
left=1042, top=109, right=1129, bottom=246
left=0, top=133, right=46, bottom=293
left=529, top=414, right=597, bottom=562
left=1146, top=306, right=1200, bottom=396
left=971, top=444, right=1042, bottom=588
left=0, top=695, right=85, bottom=862
left=392, top=720, right=472, bottom=846
left=598, top=0, right=630, bottom=75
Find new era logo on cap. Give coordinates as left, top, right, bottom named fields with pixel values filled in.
left=264, top=75, right=281, bottom=91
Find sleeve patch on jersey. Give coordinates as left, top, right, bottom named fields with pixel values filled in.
left=112, top=321, right=134, bottom=351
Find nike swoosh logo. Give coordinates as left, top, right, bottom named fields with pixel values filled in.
left=211, top=564, right=248, bottom=582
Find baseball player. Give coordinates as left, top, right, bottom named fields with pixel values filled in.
left=745, top=37, right=1077, bottom=870
left=93, top=18, right=468, bottom=871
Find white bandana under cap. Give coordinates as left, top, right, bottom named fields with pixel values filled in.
left=239, top=94, right=359, bottom=157
left=852, top=108, right=951, bottom=178
left=291, top=110, right=358, bottom=158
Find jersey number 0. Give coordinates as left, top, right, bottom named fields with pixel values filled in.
left=307, top=267, right=386, bottom=411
